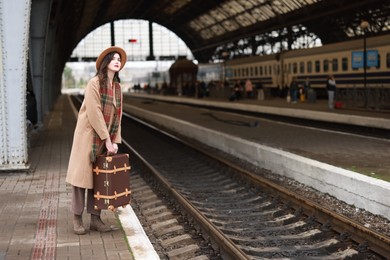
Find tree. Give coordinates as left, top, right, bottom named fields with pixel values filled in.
left=63, top=66, right=76, bottom=89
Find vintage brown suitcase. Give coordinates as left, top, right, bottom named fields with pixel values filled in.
left=92, top=153, right=131, bottom=211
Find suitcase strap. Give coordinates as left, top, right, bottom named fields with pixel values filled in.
left=94, top=189, right=131, bottom=200
left=93, top=164, right=131, bottom=175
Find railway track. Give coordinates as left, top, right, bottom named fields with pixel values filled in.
left=120, top=111, right=390, bottom=259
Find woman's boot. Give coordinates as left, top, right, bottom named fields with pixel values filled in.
left=73, top=214, right=86, bottom=235
left=90, top=214, right=111, bottom=232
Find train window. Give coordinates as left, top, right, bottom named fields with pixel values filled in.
left=293, top=63, right=297, bottom=74
left=332, top=59, right=338, bottom=71
left=315, top=61, right=320, bottom=73
left=246, top=67, right=249, bottom=77
left=342, top=58, right=348, bottom=71
left=269, top=65, right=272, bottom=75
left=259, top=66, right=263, bottom=75
left=376, top=54, right=381, bottom=69
left=264, top=66, right=268, bottom=75
left=323, top=60, right=329, bottom=72
left=254, top=66, right=258, bottom=76
left=250, top=67, right=253, bottom=76
left=307, top=61, right=312, bottom=73
left=386, top=53, right=390, bottom=68
left=299, top=62, right=305, bottom=73
left=241, top=68, right=244, bottom=77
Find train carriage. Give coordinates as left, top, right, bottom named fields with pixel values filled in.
left=225, top=54, right=280, bottom=89
left=201, top=34, right=390, bottom=99
left=280, top=33, right=390, bottom=89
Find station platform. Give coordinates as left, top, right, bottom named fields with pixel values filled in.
left=0, top=95, right=158, bottom=260
left=127, top=92, right=390, bottom=127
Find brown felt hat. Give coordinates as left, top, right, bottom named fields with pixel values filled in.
left=95, top=46, right=127, bottom=71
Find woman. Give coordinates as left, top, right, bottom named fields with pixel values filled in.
left=326, top=75, right=336, bottom=109
left=66, top=46, right=127, bottom=235
left=289, top=77, right=298, bottom=103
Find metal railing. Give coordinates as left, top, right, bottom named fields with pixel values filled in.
left=337, top=85, right=390, bottom=110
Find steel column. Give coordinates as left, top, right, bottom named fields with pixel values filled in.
left=147, top=21, right=155, bottom=60
left=0, top=0, right=31, bottom=170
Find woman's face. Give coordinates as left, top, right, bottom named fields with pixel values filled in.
left=107, top=53, right=122, bottom=73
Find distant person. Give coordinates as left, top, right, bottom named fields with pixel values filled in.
left=299, top=85, right=305, bottom=102
left=198, top=81, right=206, bottom=98
left=205, top=81, right=214, bottom=97
left=256, top=81, right=264, bottom=101
left=66, top=46, right=126, bottom=235
left=239, top=80, right=245, bottom=99
left=161, top=81, right=168, bottom=95
left=245, top=79, right=253, bottom=98
left=234, top=80, right=241, bottom=100
left=326, top=75, right=336, bottom=109
left=289, top=77, right=298, bottom=103
left=303, top=77, right=310, bottom=100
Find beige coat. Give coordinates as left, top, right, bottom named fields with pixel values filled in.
left=66, top=76, right=122, bottom=189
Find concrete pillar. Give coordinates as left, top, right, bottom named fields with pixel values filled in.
left=0, top=0, right=31, bottom=170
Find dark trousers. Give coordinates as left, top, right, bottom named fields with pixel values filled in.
left=71, top=186, right=100, bottom=216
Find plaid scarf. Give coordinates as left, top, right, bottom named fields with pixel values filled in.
left=90, top=81, right=122, bottom=162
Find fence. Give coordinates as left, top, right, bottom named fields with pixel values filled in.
left=337, top=85, right=390, bottom=110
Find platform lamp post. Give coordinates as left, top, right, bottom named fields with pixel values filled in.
left=360, top=20, right=369, bottom=108
left=221, top=51, right=229, bottom=83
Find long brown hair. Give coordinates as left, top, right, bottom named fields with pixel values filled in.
left=96, top=52, right=121, bottom=86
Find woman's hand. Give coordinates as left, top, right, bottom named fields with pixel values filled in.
left=105, top=138, right=118, bottom=155
left=112, top=143, right=118, bottom=154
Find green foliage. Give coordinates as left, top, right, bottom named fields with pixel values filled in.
left=63, top=66, right=76, bottom=89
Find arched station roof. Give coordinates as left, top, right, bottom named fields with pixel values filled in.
left=51, top=0, right=390, bottom=66
left=50, top=0, right=390, bottom=65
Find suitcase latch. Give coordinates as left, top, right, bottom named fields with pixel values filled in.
left=103, top=162, right=108, bottom=169
left=104, top=180, right=109, bottom=187
left=104, top=199, right=109, bottom=205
